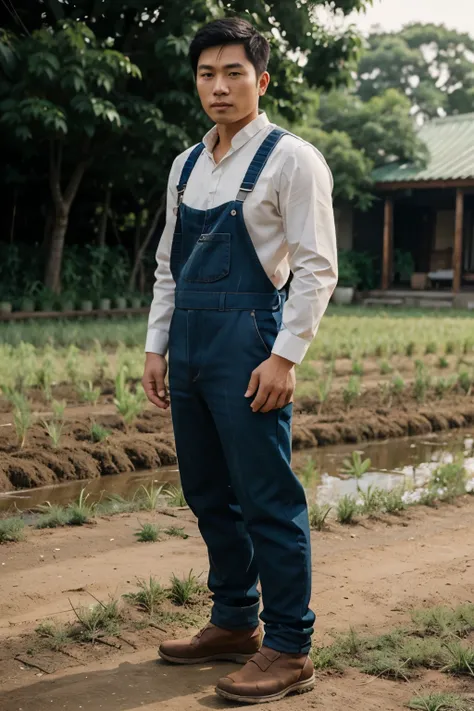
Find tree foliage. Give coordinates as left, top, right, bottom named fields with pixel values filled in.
left=0, top=0, right=372, bottom=292
left=356, top=23, right=474, bottom=118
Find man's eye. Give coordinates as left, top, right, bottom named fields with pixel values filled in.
left=201, top=73, right=212, bottom=78
left=229, top=72, right=241, bottom=77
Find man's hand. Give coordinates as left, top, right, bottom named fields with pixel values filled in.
left=142, top=353, right=170, bottom=410
left=245, top=354, right=296, bottom=413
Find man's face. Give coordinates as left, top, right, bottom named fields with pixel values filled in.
left=196, top=43, right=269, bottom=125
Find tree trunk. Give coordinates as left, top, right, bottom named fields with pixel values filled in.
left=44, top=207, right=69, bottom=293
left=45, top=139, right=91, bottom=293
left=98, top=185, right=112, bottom=247
left=128, top=196, right=166, bottom=291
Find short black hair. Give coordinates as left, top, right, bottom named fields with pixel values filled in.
left=189, top=18, right=270, bottom=78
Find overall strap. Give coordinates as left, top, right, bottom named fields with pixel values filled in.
left=237, top=127, right=288, bottom=202
left=176, top=143, right=205, bottom=206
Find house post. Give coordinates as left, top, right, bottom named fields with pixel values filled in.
left=453, top=188, right=464, bottom=293
left=381, top=197, right=393, bottom=290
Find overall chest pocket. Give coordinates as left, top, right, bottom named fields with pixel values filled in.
left=181, top=233, right=231, bottom=283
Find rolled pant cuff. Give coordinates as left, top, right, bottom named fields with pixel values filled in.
left=263, top=634, right=312, bottom=655
left=210, top=601, right=260, bottom=631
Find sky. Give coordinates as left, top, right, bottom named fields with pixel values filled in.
left=346, top=0, right=474, bottom=36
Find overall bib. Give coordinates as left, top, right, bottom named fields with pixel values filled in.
left=168, top=128, right=315, bottom=654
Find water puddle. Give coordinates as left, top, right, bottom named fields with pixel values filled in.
left=1, top=429, right=473, bottom=514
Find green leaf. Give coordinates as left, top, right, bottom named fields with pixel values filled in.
left=15, top=126, right=32, bottom=141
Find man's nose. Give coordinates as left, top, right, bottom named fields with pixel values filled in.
left=213, top=77, right=229, bottom=95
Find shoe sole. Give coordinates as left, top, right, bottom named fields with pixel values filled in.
left=215, top=674, right=315, bottom=704
left=158, top=649, right=256, bottom=665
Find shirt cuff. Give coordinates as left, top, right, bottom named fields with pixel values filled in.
left=272, top=329, right=311, bottom=365
left=145, top=328, right=169, bottom=356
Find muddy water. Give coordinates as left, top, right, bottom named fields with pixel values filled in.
left=1, top=429, right=473, bottom=514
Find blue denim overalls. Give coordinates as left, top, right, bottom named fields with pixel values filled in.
left=168, top=128, right=315, bottom=654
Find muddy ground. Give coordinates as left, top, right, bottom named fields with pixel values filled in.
left=1, top=495, right=473, bottom=710
left=1, top=355, right=474, bottom=491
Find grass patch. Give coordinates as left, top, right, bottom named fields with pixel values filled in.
left=0, top=516, right=26, bottom=542
left=134, top=522, right=161, bottom=542
left=164, top=526, right=189, bottom=539
left=166, top=486, right=187, bottom=507
left=336, top=494, right=358, bottom=524
left=36, top=620, right=71, bottom=650
left=408, top=693, right=470, bottom=710
left=311, top=604, right=474, bottom=682
left=89, top=421, right=111, bottom=443
left=66, top=488, right=96, bottom=525
left=69, top=597, right=123, bottom=642
left=124, top=576, right=166, bottom=615
left=168, top=570, right=205, bottom=606
left=308, top=503, right=332, bottom=531
left=133, top=483, right=166, bottom=511
left=96, top=493, right=141, bottom=515
left=36, top=503, right=70, bottom=528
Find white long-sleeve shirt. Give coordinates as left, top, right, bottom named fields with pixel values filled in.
left=146, top=112, right=337, bottom=365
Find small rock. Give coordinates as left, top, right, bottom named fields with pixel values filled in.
left=54, top=548, right=60, bottom=551
left=110, top=538, right=114, bottom=542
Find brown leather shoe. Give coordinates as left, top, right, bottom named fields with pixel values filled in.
left=215, top=646, right=315, bottom=704
left=158, top=622, right=262, bottom=665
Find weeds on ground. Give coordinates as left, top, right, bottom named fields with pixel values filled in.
left=66, top=488, right=96, bottom=525
left=134, top=483, right=166, bottom=511
left=299, top=456, right=318, bottom=487
left=114, top=365, right=146, bottom=425
left=165, top=526, right=189, bottom=539
left=379, top=360, right=393, bottom=375
left=36, top=503, right=70, bottom=528
left=76, top=380, right=101, bottom=405
left=89, top=421, right=111, bottom=443
left=443, top=642, right=474, bottom=676
left=134, top=522, right=161, bottom=542
left=342, top=376, right=361, bottom=409
left=36, top=620, right=71, bottom=650
left=342, top=451, right=371, bottom=479
left=124, top=576, right=166, bottom=615
left=408, top=693, right=469, bottom=710
left=311, top=604, right=474, bottom=683
left=308, top=503, right=332, bottom=531
left=168, top=570, right=205, bottom=606
left=69, top=597, right=123, bottom=643
left=11, top=392, right=33, bottom=448
left=166, top=486, right=187, bottom=507
left=438, top=356, right=449, bottom=369
left=411, top=604, right=474, bottom=639
left=0, top=516, right=25, bottom=542
left=357, top=484, right=386, bottom=516
left=352, top=359, right=364, bottom=376
left=97, top=493, right=141, bottom=515
left=315, top=372, right=333, bottom=415
left=414, top=360, right=431, bottom=403
left=336, top=495, right=358, bottom=524
left=430, top=461, right=466, bottom=502
left=42, top=417, right=65, bottom=448
left=383, top=487, right=406, bottom=514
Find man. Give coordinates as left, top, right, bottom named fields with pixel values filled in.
left=142, top=17, right=337, bottom=704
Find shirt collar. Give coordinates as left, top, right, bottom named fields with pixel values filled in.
left=202, top=112, right=270, bottom=154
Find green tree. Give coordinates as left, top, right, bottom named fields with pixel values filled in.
left=0, top=0, right=372, bottom=291
left=291, top=88, right=427, bottom=208
left=356, top=23, right=474, bottom=118
left=0, top=21, right=174, bottom=292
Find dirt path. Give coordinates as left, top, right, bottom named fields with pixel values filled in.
left=1, top=497, right=474, bottom=710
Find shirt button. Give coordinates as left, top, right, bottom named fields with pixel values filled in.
left=230, top=209, right=237, bottom=216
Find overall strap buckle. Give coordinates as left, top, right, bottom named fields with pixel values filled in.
left=176, top=142, right=206, bottom=207
left=236, top=128, right=288, bottom=203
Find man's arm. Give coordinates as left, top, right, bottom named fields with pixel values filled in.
left=142, top=158, right=180, bottom=409
left=144, top=159, right=180, bottom=356
left=245, top=142, right=337, bottom=413
left=272, top=142, right=338, bottom=365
